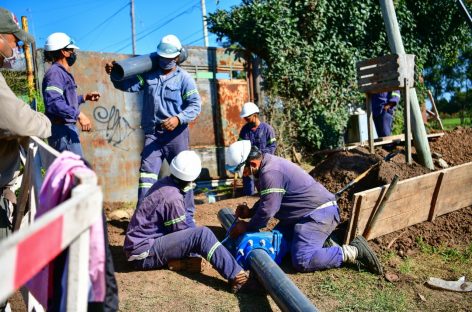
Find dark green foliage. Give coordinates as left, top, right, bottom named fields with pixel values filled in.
left=207, top=0, right=471, bottom=151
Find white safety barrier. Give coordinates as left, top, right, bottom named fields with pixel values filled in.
left=0, top=137, right=103, bottom=312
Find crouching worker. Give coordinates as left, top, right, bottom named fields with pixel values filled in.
left=124, top=150, right=249, bottom=293
left=225, top=140, right=383, bottom=275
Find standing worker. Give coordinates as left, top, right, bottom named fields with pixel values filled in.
left=238, top=102, right=276, bottom=195
left=371, top=91, right=400, bottom=137
left=0, top=7, right=51, bottom=310
left=225, top=140, right=383, bottom=275
left=124, top=151, right=250, bottom=293
left=105, top=34, right=202, bottom=210
left=42, top=32, right=100, bottom=157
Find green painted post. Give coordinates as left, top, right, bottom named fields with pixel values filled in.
left=379, top=0, right=434, bottom=169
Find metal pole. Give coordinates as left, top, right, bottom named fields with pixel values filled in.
left=130, top=0, right=136, bottom=55
left=379, top=0, right=434, bottom=169
left=200, top=0, right=209, bottom=47
left=21, top=16, right=35, bottom=100
left=217, top=208, right=318, bottom=312
left=455, top=0, right=472, bottom=30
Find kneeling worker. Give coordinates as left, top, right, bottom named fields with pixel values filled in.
left=225, top=140, right=383, bottom=275
left=124, top=150, right=249, bottom=292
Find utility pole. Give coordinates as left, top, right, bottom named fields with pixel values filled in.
left=200, top=0, right=209, bottom=47
left=379, top=0, right=434, bottom=170
left=130, top=0, right=136, bottom=54
left=21, top=16, right=35, bottom=100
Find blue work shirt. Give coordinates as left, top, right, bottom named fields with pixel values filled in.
left=42, top=63, right=84, bottom=123
left=124, top=176, right=194, bottom=258
left=248, top=154, right=336, bottom=230
left=111, top=66, right=201, bottom=134
left=239, top=122, right=276, bottom=154
left=371, top=91, right=400, bottom=117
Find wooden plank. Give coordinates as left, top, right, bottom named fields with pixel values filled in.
left=357, top=63, right=399, bottom=77
left=13, top=144, right=34, bottom=231
left=345, top=194, right=364, bottom=244
left=346, top=133, right=444, bottom=148
left=428, top=172, right=446, bottom=221
left=359, top=80, right=402, bottom=94
left=346, top=162, right=472, bottom=241
left=357, top=72, right=400, bottom=86
left=427, top=90, right=444, bottom=130
left=404, top=81, right=412, bottom=164
left=356, top=54, right=399, bottom=68
left=366, top=94, right=374, bottom=153
left=67, top=230, right=90, bottom=312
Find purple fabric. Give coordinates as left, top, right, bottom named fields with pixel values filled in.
left=274, top=205, right=343, bottom=272
left=248, top=154, right=335, bottom=230
left=371, top=91, right=400, bottom=117
left=239, top=122, right=276, bottom=154
left=43, top=63, right=84, bottom=123
left=374, top=110, right=395, bottom=137
left=125, top=176, right=194, bottom=258
left=133, top=226, right=243, bottom=280
left=137, top=126, right=191, bottom=207
left=27, top=151, right=106, bottom=307
left=111, top=66, right=201, bottom=134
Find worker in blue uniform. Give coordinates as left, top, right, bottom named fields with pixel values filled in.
left=371, top=91, right=401, bottom=137
left=43, top=32, right=100, bottom=157
left=105, top=34, right=202, bottom=217
left=225, top=140, right=383, bottom=275
left=124, top=151, right=249, bottom=293
left=238, top=102, right=276, bottom=195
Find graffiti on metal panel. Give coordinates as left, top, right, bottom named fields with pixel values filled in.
left=93, top=105, right=136, bottom=150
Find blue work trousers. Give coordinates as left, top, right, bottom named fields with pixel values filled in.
left=275, top=205, right=343, bottom=272
left=373, top=109, right=394, bottom=137
left=48, top=124, right=84, bottom=157
left=132, top=226, right=243, bottom=280
left=138, top=126, right=193, bottom=215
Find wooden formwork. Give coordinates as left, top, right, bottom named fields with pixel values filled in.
left=345, top=162, right=472, bottom=243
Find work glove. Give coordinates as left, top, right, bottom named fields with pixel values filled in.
left=235, top=203, right=251, bottom=219
left=230, top=220, right=248, bottom=239
left=105, top=61, right=116, bottom=75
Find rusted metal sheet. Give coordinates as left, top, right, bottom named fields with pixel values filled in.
left=217, top=80, right=249, bottom=146
left=36, top=48, right=250, bottom=202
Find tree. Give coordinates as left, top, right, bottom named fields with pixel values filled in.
left=207, top=0, right=471, bottom=151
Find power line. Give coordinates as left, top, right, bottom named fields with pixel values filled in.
left=114, top=4, right=199, bottom=53
left=99, top=0, right=199, bottom=52
left=78, top=1, right=129, bottom=41
left=186, top=35, right=205, bottom=46
left=180, top=29, right=202, bottom=42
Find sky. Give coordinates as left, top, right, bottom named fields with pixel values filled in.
left=4, top=0, right=241, bottom=55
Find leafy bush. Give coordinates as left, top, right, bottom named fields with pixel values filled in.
left=208, top=0, right=471, bottom=152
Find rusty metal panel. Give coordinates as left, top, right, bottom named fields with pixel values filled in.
left=37, top=48, right=250, bottom=202
left=217, top=80, right=249, bottom=146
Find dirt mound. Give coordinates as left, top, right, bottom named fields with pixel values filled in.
left=309, top=128, right=472, bottom=251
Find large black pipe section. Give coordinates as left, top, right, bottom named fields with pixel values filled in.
left=217, top=208, right=318, bottom=312
left=110, top=48, right=189, bottom=81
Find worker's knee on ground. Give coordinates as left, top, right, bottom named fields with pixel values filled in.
left=197, top=226, right=215, bottom=242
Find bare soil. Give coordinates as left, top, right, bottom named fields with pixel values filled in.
left=104, top=128, right=472, bottom=311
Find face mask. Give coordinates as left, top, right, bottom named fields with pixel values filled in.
left=66, top=52, right=77, bottom=66
left=181, top=182, right=196, bottom=193
left=1, top=46, right=23, bottom=70
left=159, top=57, right=176, bottom=70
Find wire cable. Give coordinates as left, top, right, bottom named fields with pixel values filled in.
left=78, top=1, right=129, bottom=41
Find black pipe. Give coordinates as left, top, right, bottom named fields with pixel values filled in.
left=217, top=208, right=318, bottom=312
left=110, top=48, right=189, bottom=81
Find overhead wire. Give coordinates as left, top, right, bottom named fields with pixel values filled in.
left=99, top=0, right=199, bottom=52
left=78, top=1, right=129, bottom=42
left=114, top=3, right=199, bottom=53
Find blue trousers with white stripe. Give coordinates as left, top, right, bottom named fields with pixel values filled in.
left=138, top=126, right=194, bottom=220
left=132, top=226, right=243, bottom=280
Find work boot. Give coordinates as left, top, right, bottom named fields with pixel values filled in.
left=349, top=236, right=383, bottom=275
left=167, top=257, right=206, bottom=273
left=230, top=270, right=249, bottom=293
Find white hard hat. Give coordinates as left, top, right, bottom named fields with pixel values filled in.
left=225, top=140, right=251, bottom=176
left=44, top=32, right=79, bottom=51
left=170, top=150, right=202, bottom=182
left=240, top=102, right=260, bottom=118
left=156, top=34, right=182, bottom=58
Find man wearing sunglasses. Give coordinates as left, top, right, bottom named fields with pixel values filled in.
left=42, top=32, right=100, bottom=157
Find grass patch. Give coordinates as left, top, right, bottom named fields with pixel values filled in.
left=442, top=117, right=471, bottom=130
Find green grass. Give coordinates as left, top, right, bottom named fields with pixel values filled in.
left=442, top=117, right=471, bottom=130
